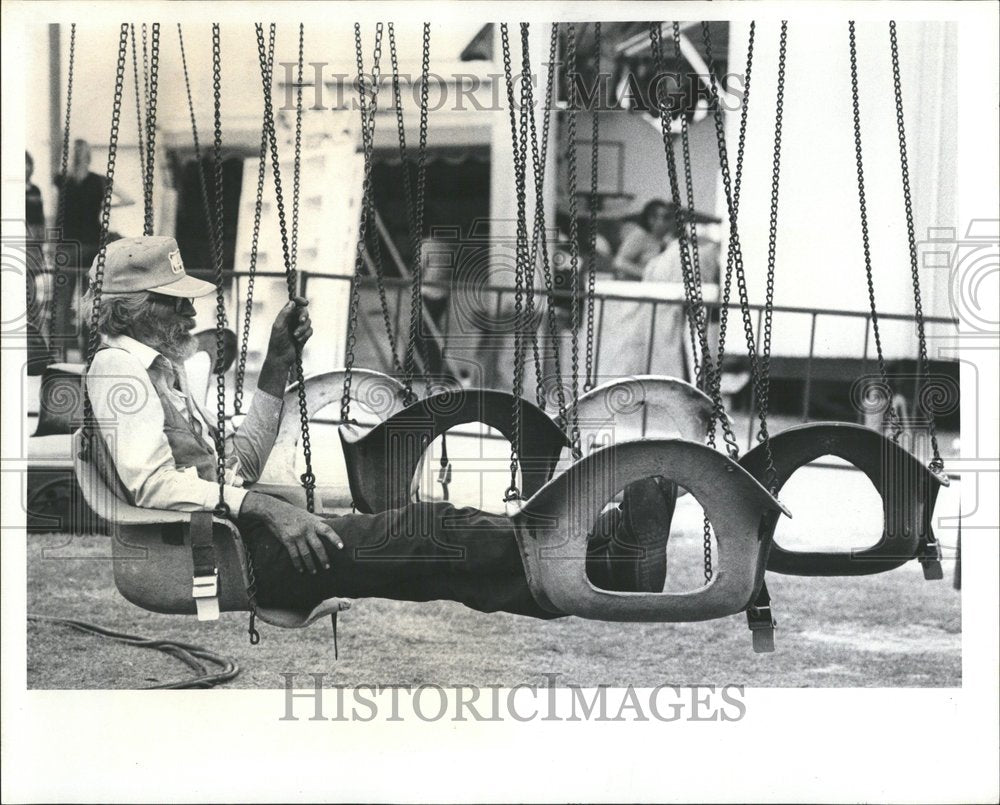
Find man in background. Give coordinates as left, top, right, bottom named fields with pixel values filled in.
left=25, top=151, right=52, bottom=372
left=52, top=139, right=133, bottom=357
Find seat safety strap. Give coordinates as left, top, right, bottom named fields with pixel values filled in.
left=746, top=580, right=776, bottom=654
left=918, top=532, right=943, bottom=581
left=190, top=511, right=220, bottom=621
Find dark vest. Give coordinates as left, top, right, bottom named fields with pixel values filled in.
left=91, top=345, right=218, bottom=505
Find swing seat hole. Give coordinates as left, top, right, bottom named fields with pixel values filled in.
left=583, top=479, right=718, bottom=595
left=773, top=455, right=884, bottom=553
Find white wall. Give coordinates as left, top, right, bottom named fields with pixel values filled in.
left=725, top=20, right=958, bottom=359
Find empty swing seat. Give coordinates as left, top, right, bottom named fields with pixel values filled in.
left=252, top=369, right=409, bottom=510
left=565, top=375, right=717, bottom=481
left=507, top=438, right=790, bottom=621
left=738, top=422, right=947, bottom=577
left=340, top=388, right=571, bottom=514
left=73, top=430, right=347, bottom=627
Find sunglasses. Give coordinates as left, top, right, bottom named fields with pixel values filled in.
left=148, top=293, right=195, bottom=312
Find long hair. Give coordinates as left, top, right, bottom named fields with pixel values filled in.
left=79, top=289, right=153, bottom=337
left=638, top=198, right=673, bottom=232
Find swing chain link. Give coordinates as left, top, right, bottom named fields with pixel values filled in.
left=670, top=23, right=710, bottom=390
left=234, top=26, right=275, bottom=415
left=50, top=23, right=76, bottom=350
left=753, top=21, right=788, bottom=495
left=81, top=24, right=129, bottom=456
left=517, top=23, right=545, bottom=413
left=129, top=25, right=147, bottom=195
left=255, top=22, right=316, bottom=513
left=141, top=23, right=150, bottom=117
left=565, top=23, right=583, bottom=459
left=701, top=19, right=753, bottom=462
left=402, top=24, right=432, bottom=401
left=500, top=23, right=527, bottom=499
left=527, top=24, right=568, bottom=424
left=55, top=24, right=76, bottom=235
left=668, top=21, right=715, bottom=584
left=177, top=24, right=222, bottom=282
left=849, top=20, right=902, bottom=441
left=889, top=20, right=944, bottom=474
left=583, top=22, right=601, bottom=394
left=142, top=23, right=160, bottom=236
left=649, top=24, right=719, bottom=435
left=342, top=22, right=384, bottom=422
left=211, top=23, right=230, bottom=519
left=290, top=23, right=304, bottom=268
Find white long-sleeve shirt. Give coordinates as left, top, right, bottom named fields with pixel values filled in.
left=86, top=334, right=283, bottom=516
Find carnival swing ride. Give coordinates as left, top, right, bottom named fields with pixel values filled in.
left=30, top=19, right=948, bottom=677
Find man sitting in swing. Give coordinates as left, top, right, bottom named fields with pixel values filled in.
left=85, top=236, right=676, bottom=621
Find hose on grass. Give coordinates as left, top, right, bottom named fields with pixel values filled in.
left=28, top=613, right=240, bottom=689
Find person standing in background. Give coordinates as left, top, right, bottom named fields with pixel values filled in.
left=25, top=151, right=53, bottom=372
left=51, top=139, right=133, bottom=357
left=613, top=199, right=677, bottom=280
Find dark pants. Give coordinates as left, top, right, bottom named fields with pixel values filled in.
left=240, top=501, right=634, bottom=620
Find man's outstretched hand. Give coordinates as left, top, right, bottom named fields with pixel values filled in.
left=241, top=491, right=343, bottom=574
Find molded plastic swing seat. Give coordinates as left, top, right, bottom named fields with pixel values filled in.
left=340, top=388, right=571, bottom=514
left=255, top=369, right=409, bottom=510
left=738, top=422, right=947, bottom=576
left=507, top=438, right=789, bottom=622
left=575, top=375, right=716, bottom=445
left=73, top=431, right=347, bottom=628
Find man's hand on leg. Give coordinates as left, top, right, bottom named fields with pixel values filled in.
left=240, top=492, right=342, bottom=574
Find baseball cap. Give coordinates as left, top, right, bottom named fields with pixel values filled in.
left=91, top=236, right=216, bottom=298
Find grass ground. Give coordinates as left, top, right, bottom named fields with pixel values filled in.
left=26, top=458, right=961, bottom=689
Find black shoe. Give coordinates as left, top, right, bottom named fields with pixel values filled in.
left=612, top=476, right=677, bottom=592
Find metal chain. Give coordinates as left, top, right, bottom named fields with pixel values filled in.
left=516, top=23, right=544, bottom=411
left=233, top=26, right=274, bottom=415
left=889, top=20, right=944, bottom=473
left=55, top=23, right=76, bottom=235
left=701, top=19, right=754, bottom=461
left=512, top=25, right=532, bottom=385
left=210, top=25, right=229, bottom=519
left=849, top=20, right=900, bottom=439
left=176, top=24, right=220, bottom=268
left=671, top=22, right=709, bottom=388
left=141, top=23, right=150, bottom=119
left=50, top=22, right=76, bottom=348
left=290, top=23, right=304, bottom=267
left=565, top=23, right=583, bottom=459
left=355, top=21, right=401, bottom=378
left=752, top=21, right=788, bottom=494
left=663, top=21, right=716, bottom=584
left=528, top=23, right=568, bottom=424
left=401, top=24, right=432, bottom=400
left=129, top=25, right=147, bottom=193
left=582, top=22, right=601, bottom=393
left=342, top=22, right=384, bottom=423
left=500, top=23, right=528, bottom=499
left=515, top=24, right=538, bottom=492
left=649, top=24, right=720, bottom=428
left=699, top=20, right=759, bottom=581
left=703, top=23, right=771, bottom=462
left=255, top=22, right=316, bottom=514
left=141, top=24, right=160, bottom=235
left=81, top=25, right=128, bottom=455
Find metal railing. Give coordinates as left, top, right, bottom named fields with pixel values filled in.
left=223, top=266, right=959, bottom=449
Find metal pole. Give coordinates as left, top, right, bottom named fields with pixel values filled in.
left=803, top=313, right=818, bottom=421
